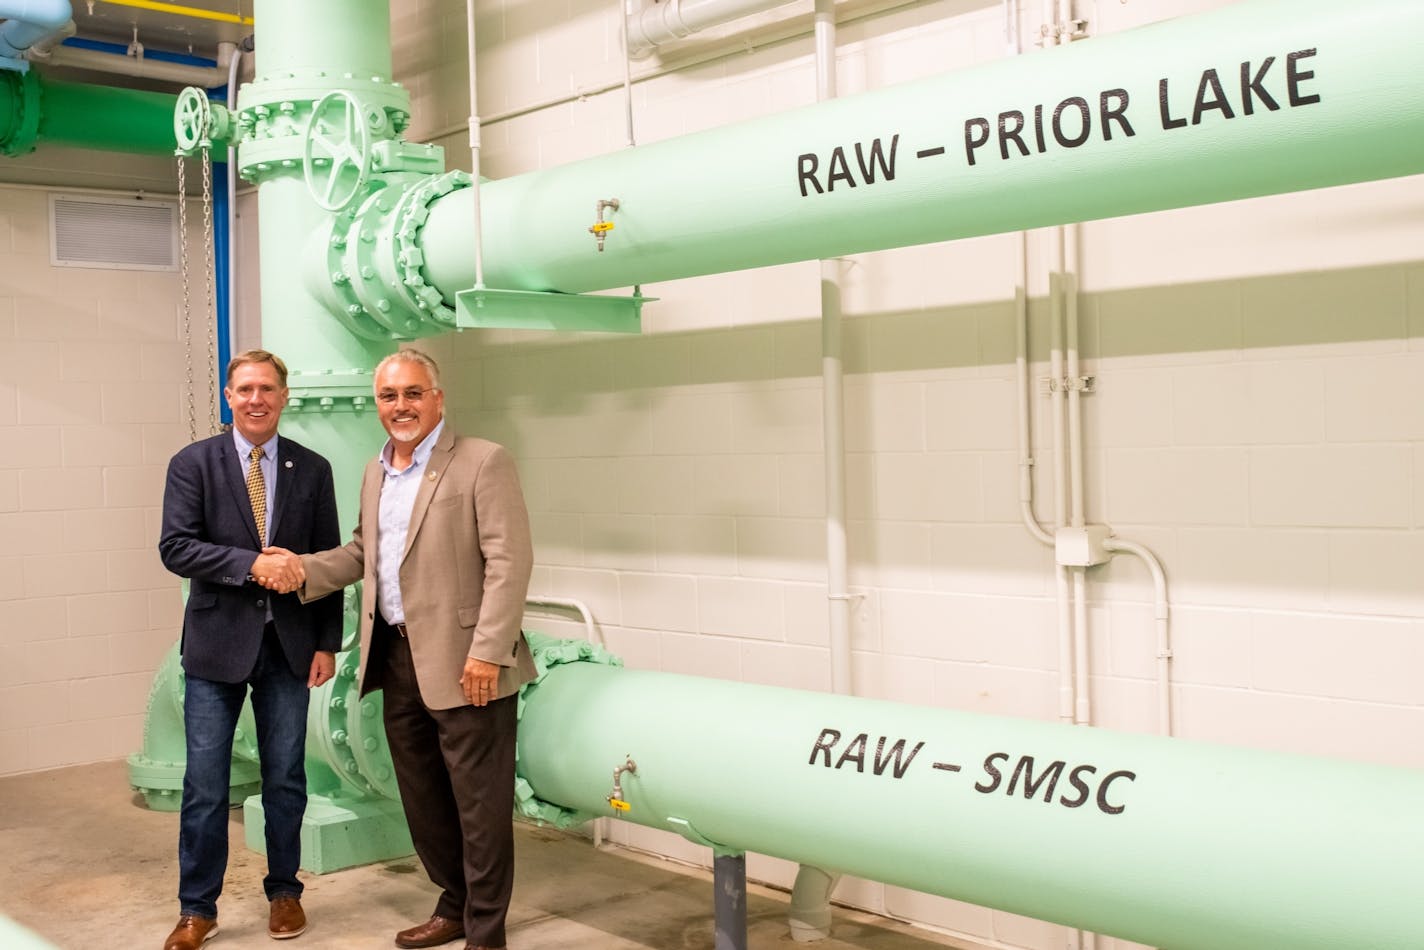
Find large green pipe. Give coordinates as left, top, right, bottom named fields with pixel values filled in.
left=414, top=0, right=1424, bottom=296
left=0, top=69, right=183, bottom=156
left=518, top=658, right=1424, bottom=950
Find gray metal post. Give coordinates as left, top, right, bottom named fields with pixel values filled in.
left=713, top=852, right=748, bottom=950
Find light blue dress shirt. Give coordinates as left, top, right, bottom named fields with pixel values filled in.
left=376, top=419, right=444, bottom=626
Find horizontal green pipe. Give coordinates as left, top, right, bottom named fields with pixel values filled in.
left=1, top=70, right=192, bottom=156
left=36, top=74, right=185, bottom=155
left=518, top=661, right=1424, bottom=950
left=417, top=0, right=1424, bottom=295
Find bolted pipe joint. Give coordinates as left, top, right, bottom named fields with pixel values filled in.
left=306, top=165, right=467, bottom=342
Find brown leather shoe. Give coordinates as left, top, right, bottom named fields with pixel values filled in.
left=395, top=915, right=464, bottom=949
left=163, top=915, right=219, bottom=950
left=268, top=895, right=307, bottom=939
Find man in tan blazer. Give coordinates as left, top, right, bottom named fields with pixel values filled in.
left=297, top=348, right=535, bottom=950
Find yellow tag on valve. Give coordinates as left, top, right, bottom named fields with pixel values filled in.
left=590, top=221, right=615, bottom=234
left=608, top=797, right=631, bottom=812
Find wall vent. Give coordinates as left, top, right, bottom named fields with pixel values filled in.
left=49, top=194, right=179, bottom=271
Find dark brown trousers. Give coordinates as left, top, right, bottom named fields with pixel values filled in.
left=374, top=617, right=518, bottom=948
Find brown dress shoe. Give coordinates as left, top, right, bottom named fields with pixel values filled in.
left=163, top=915, right=219, bottom=950
left=268, top=895, right=307, bottom=939
left=395, top=914, right=465, bottom=949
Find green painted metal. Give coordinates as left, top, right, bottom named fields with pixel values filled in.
left=454, top=287, right=650, bottom=334
left=0, top=70, right=192, bottom=156
left=127, top=642, right=260, bottom=812
left=0, top=915, right=57, bottom=950
left=516, top=654, right=1424, bottom=950
left=410, top=0, right=1424, bottom=297
left=140, top=0, right=429, bottom=871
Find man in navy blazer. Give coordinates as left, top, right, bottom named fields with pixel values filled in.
left=157, top=350, right=341, bottom=950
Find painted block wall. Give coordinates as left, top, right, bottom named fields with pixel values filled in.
left=390, top=0, right=1424, bottom=947
left=0, top=183, right=218, bottom=775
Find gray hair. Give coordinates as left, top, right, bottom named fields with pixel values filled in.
left=374, top=347, right=441, bottom=390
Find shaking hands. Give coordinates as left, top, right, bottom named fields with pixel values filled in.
left=253, top=546, right=305, bottom=594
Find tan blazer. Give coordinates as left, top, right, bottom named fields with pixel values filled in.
left=301, top=426, right=537, bottom=709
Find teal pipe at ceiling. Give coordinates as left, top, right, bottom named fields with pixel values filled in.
left=414, top=0, right=1424, bottom=297
left=518, top=658, right=1424, bottom=950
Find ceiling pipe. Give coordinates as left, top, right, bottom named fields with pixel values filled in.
left=0, top=0, right=71, bottom=65
left=33, top=41, right=234, bottom=86
left=626, top=0, right=799, bottom=58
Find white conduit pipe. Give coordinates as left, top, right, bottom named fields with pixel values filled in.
left=1066, top=273, right=1091, bottom=727
left=1049, top=270, right=1073, bottom=726
left=618, top=0, right=635, bottom=147
left=1102, top=538, right=1172, bottom=736
left=814, top=0, right=849, bottom=702
left=225, top=41, right=241, bottom=353
left=794, top=0, right=847, bottom=939
left=1056, top=5, right=1092, bottom=947
left=465, top=0, right=486, bottom=290
left=1006, top=0, right=1052, bottom=551
left=33, top=43, right=232, bottom=86
left=524, top=595, right=604, bottom=847
left=626, top=0, right=798, bottom=58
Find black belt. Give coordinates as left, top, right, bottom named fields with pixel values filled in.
left=378, top=614, right=409, bottom=638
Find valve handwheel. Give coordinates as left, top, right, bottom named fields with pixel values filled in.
left=303, top=90, right=375, bottom=213
left=173, top=87, right=213, bottom=154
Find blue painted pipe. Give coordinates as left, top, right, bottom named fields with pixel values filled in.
left=61, top=35, right=216, bottom=67
left=212, top=159, right=232, bottom=424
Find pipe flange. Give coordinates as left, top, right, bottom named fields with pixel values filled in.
left=393, top=169, right=472, bottom=327
left=320, top=197, right=400, bottom=343
left=285, top=368, right=379, bottom=413
left=1, top=70, right=42, bottom=156
left=512, top=633, right=624, bottom=828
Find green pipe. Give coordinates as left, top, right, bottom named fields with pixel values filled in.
left=0, top=914, right=57, bottom=950
left=517, top=656, right=1424, bottom=950
left=411, top=0, right=1424, bottom=297
left=0, top=69, right=190, bottom=156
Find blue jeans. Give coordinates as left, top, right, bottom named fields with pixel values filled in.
left=179, top=626, right=309, bottom=918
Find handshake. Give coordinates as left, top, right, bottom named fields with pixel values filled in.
left=252, top=546, right=305, bottom=594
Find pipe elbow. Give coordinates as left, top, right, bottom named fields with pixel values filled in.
left=0, top=0, right=74, bottom=59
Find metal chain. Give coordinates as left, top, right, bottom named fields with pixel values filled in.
left=177, top=153, right=197, bottom=443
left=200, top=146, right=219, bottom=434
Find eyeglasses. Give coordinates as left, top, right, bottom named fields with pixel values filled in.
left=375, top=387, right=439, bottom=405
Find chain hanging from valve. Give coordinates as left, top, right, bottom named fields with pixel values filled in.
left=174, top=87, right=222, bottom=442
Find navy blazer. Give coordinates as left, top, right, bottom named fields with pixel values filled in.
left=158, top=431, right=343, bottom=683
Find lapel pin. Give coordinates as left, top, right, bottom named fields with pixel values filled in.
left=285, top=461, right=294, bottom=469
left=427, top=472, right=437, bottom=481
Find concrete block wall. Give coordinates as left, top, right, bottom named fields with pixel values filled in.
left=395, top=0, right=1424, bottom=946
left=0, top=183, right=216, bottom=775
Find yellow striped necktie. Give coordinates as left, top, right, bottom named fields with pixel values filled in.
left=246, top=444, right=267, bottom=548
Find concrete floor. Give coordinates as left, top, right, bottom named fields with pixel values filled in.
left=0, top=761, right=972, bottom=950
